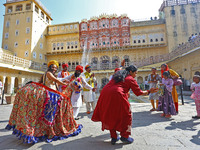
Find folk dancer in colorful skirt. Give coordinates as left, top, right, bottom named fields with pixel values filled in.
left=92, top=65, right=158, bottom=145
left=5, top=60, right=82, bottom=144
left=62, top=65, right=96, bottom=120
left=157, top=71, right=177, bottom=118
left=82, top=65, right=97, bottom=114
left=190, top=72, right=200, bottom=119
left=161, top=64, right=179, bottom=113
left=58, top=63, right=70, bottom=92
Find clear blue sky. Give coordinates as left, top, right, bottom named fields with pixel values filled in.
left=0, top=0, right=163, bottom=47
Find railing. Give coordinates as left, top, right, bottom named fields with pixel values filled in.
left=29, top=61, right=47, bottom=71
left=6, top=0, right=51, bottom=17
left=159, top=0, right=200, bottom=11
left=134, top=36, right=200, bottom=68
left=65, top=36, right=200, bottom=72
left=0, top=52, right=30, bottom=68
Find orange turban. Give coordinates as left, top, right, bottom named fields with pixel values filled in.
left=62, top=63, right=69, bottom=68
left=85, top=65, right=91, bottom=70
left=76, top=65, right=83, bottom=73
left=47, top=60, right=59, bottom=68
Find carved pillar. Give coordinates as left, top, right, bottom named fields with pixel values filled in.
left=9, top=77, right=15, bottom=94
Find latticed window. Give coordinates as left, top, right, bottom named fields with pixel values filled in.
left=7, top=6, right=12, bottom=13
left=46, top=17, right=49, bottom=23
left=41, top=11, right=44, bottom=19
left=35, top=6, right=39, bottom=13
left=26, top=4, right=31, bottom=10
left=16, top=5, right=23, bottom=11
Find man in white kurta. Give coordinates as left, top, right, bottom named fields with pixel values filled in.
left=64, top=65, right=95, bottom=119
left=82, top=65, right=97, bottom=114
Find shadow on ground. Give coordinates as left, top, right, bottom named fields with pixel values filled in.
left=132, top=110, right=172, bottom=128
left=165, top=119, right=200, bottom=145
left=38, top=134, right=126, bottom=150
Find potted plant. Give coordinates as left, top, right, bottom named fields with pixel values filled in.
left=5, top=89, right=16, bottom=104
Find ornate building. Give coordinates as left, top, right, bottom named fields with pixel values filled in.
left=1, top=0, right=200, bottom=94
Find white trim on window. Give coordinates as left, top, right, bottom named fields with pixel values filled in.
left=40, top=43, right=43, bottom=49
left=16, top=19, right=20, bottom=25
left=5, top=33, right=9, bottom=39
left=14, top=42, right=18, bottom=47
left=26, top=17, right=31, bottom=23
left=24, top=51, right=29, bottom=57
left=26, top=27, right=30, bottom=34
left=33, top=52, right=36, bottom=59
left=6, top=21, right=10, bottom=27
left=25, top=39, right=30, bottom=45
left=39, top=53, right=43, bottom=59
left=15, top=30, right=19, bottom=36
left=4, top=44, right=8, bottom=50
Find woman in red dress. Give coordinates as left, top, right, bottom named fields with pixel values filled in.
left=92, top=65, right=157, bottom=145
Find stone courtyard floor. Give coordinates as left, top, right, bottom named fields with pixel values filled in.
left=0, top=96, right=200, bottom=150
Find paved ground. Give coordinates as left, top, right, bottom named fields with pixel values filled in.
left=0, top=96, right=200, bottom=150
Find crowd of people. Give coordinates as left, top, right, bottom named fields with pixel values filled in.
left=4, top=59, right=200, bottom=145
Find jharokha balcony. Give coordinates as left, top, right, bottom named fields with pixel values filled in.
left=1, top=36, right=200, bottom=72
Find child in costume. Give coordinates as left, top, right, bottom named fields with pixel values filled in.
left=190, top=73, right=200, bottom=119
left=157, top=71, right=176, bottom=118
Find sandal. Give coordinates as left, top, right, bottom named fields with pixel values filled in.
left=192, top=116, right=200, bottom=119
left=160, top=113, right=165, bottom=117
left=150, top=108, right=156, bottom=111
left=165, top=114, right=171, bottom=118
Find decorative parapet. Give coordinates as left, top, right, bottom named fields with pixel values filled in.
left=136, top=36, right=200, bottom=68
left=0, top=50, right=30, bottom=68
left=159, top=0, right=200, bottom=11
left=131, top=19, right=165, bottom=27
left=6, top=0, right=51, bottom=17
left=29, top=61, right=47, bottom=71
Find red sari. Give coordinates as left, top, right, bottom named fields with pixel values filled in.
left=92, top=75, right=143, bottom=137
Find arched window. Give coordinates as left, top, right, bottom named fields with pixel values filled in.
left=100, top=56, right=110, bottom=69
left=112, top=56, right=120, bottom=68
left=16, top=5, right=23, bottom=11
left=124, top=55, right=130, bottom=67
left=91, top=57, right=98, bottom=69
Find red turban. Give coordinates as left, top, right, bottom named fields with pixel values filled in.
left=62, top=63, right=69, bottom=68
left=76, top=65, right=83, bottom=73
left=85, top=65, right=91, bottom=70
left=115, top=68, right=121, bottom=72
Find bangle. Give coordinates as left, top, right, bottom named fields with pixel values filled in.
left=147, top=90, right=150, bottom=95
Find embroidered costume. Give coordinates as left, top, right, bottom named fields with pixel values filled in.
left=161, top=64, right=179, bottom=112
left=5, top=61, right=82, bottom=144
left=157, top=78, right=176, bottom=115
